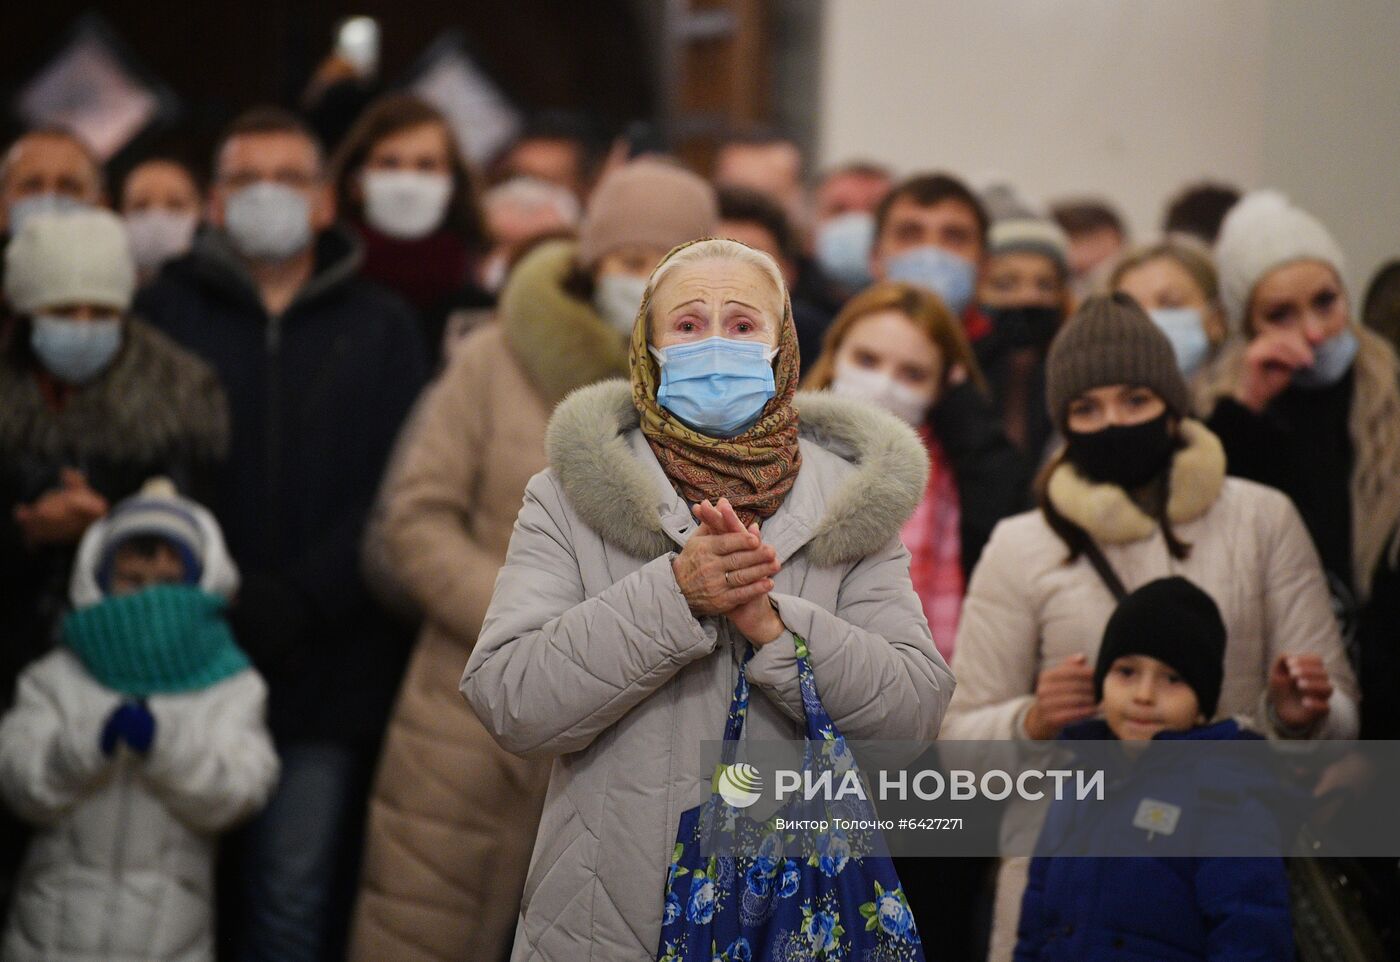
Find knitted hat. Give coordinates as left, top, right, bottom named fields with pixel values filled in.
left=1093, top=577, right=1226, bottom=718
left=97, top=478, right=206, bottom=592
left=576, top=158, right=719, bottom=270
left=1214, top=190, right=1346, bottom=335
left=1045, top=293, right=1190, bottom=430
left=4, top=209, right=136, bottom=314
left=988, top=216, right=1070, bottom=278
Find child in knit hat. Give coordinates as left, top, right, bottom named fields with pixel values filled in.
left=0, top=478, right=278, bottom=962
left=1014, top=577, right=1294, bottom=962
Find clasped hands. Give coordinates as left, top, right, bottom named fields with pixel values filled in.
left=671, top=497, right=786, bottom=646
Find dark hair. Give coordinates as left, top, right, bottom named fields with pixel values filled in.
left=488, top=111, right=602, bottom=187
left=1050, top=199, right=1125, bottom=239
left=330, top=93, right=487, bottom=248
left=873, top=173, right=990, bottom=249
left=120, top=156, right=206, bottom=207
left=717, top=186, right=800, bottom=263
left=1162, top=182, right=1241, bottom=245
left=1363, top=259, right=1400, bottom=348
left=212, top=106, right=325, bottom=177
left=111, top=534, right=179, bottom=560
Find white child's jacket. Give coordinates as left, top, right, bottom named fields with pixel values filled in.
left=0, top=500, right=279, bottom=962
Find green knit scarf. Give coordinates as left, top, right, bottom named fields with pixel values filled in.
left=63, top=585, right=250, bottom=696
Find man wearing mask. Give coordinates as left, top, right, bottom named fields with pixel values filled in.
left=869, top=172, right=997, bottom=356
left=135, top=107, right=427, bottom=962
left=0, top=128, right=106, bottom=236
left=810, top=160, right=892, bottom=298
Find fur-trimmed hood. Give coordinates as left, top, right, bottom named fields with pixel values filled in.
left=1046, top=419, right=1226, bottom=545
left=0, top=318, right=228, bottom=465
left=544, top=379, right=930, bottom=567
left=499, top=240, right=629, bottom=406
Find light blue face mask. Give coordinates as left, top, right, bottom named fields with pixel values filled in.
left=815, top=212, right=875, bottom=291
left=1293, top=328, right=1359, bottom=389
left=8, top=193, right=92, bottom=234
left=649, top=336, right=778, bottom=437
left=883, top=245, right=977, bottom=316
left=30, top=315, right=123, bottom=384
left=1148, top=307, right=1211, bottom=379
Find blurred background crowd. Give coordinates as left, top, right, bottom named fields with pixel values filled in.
left=0, top=2, right=1397, bottom=961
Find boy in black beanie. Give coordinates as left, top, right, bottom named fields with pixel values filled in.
left=1014, top=577, right=1294, bottom=962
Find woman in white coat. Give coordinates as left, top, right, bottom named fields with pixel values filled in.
left=0, top=480, right=278, bottom=962
left=941, top=293, right=1359, bottom=962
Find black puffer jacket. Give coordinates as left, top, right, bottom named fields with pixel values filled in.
left=135, top=227, right=427, bottom=744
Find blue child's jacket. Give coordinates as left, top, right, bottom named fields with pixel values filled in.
left=1013, top=718, right=1294, bottom=962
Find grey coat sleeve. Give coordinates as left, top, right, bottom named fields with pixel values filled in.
left=461, top=471, right=719, bottom=758
left=742, top=535, right=954, bottom=742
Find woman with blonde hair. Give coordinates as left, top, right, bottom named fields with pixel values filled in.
left=1109, top=236, right=1228, bottom=398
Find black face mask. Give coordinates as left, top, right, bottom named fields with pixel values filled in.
left=982, top=305, right=1065, bottom=351
left=1065, top=411, right=1177, bottom=490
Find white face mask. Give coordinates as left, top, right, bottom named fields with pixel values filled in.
left=361, top=170, right=453, bottom=240
left=124, top=209, right=198, bottom=272
left=224, top=182, right=312, bottom=262
left=830, top=359, right=934, bottom=427
left=593, top=273, right=649, bottom=336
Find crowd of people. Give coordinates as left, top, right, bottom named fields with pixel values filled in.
left=0, top=80, right=1397, bottom=962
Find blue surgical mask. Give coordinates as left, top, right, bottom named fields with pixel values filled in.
left=1293, top=328, right=1359, bottom=389
left=815, top=212, right=875, bottom=291
left=8, top=193, right=92, bottom=234
left=883, top=245, right=977, bottom=316
left=30, top=315, right=123, bottom=384
left=224, top=182, right=312, bottom=261
left=1148, top=307, right=1211, bottom=379
left=649, top=337, right=778, bottom=437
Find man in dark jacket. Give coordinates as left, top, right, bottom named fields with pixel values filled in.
left=135, top=106, right=427, bottom=962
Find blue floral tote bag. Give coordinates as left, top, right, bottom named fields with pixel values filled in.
left=656, top=635, right=925, bottom=962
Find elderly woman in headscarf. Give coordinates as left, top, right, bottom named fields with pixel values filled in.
left=462, top=237, right=954, bottom=961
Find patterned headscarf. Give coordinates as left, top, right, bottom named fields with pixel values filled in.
left=630, top=239, right=802, bottom=528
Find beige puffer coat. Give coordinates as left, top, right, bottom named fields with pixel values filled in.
left=350, top=240, right=630, bottom=962
left=462, top=380, right=955, bottom=962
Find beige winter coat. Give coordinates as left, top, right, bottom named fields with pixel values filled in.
left=462, top=380, right=954, bottom=962
left=350, top=240, right=628, bottom=962
left=941, top=419, right=1360, bottom=962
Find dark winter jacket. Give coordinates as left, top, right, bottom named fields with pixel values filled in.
left=0, top=319, right=227, bottom=703
left=931, top=380, right=1030, bottom=574
left=134, top=227, right=427, bottom=744
left=1015, top=719, right=1294, bottom=962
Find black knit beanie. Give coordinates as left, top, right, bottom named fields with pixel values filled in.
left=1093, top=576, right=1227, bottom=718
left=1045, top=292, right=1191, bottom=431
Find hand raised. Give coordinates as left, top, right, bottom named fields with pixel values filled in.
left=1023, top=654, right=1098, bottom=740
left=671, top=499, right=780, bottom=617
left=693, top=499, right=785, bottom=645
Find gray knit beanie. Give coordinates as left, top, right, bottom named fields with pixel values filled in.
left=1045, top=293, right=1190, bottom=430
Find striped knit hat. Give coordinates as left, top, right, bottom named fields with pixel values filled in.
left=1045, top=293, right=1190, bottom=430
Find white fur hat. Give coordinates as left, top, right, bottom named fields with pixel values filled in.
left=4, top=209, right=136, bottom=315
left=1213, top=190, right=1346, bottom=334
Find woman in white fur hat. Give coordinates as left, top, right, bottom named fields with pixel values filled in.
left=1205, top=190, right=1400, bottom=738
